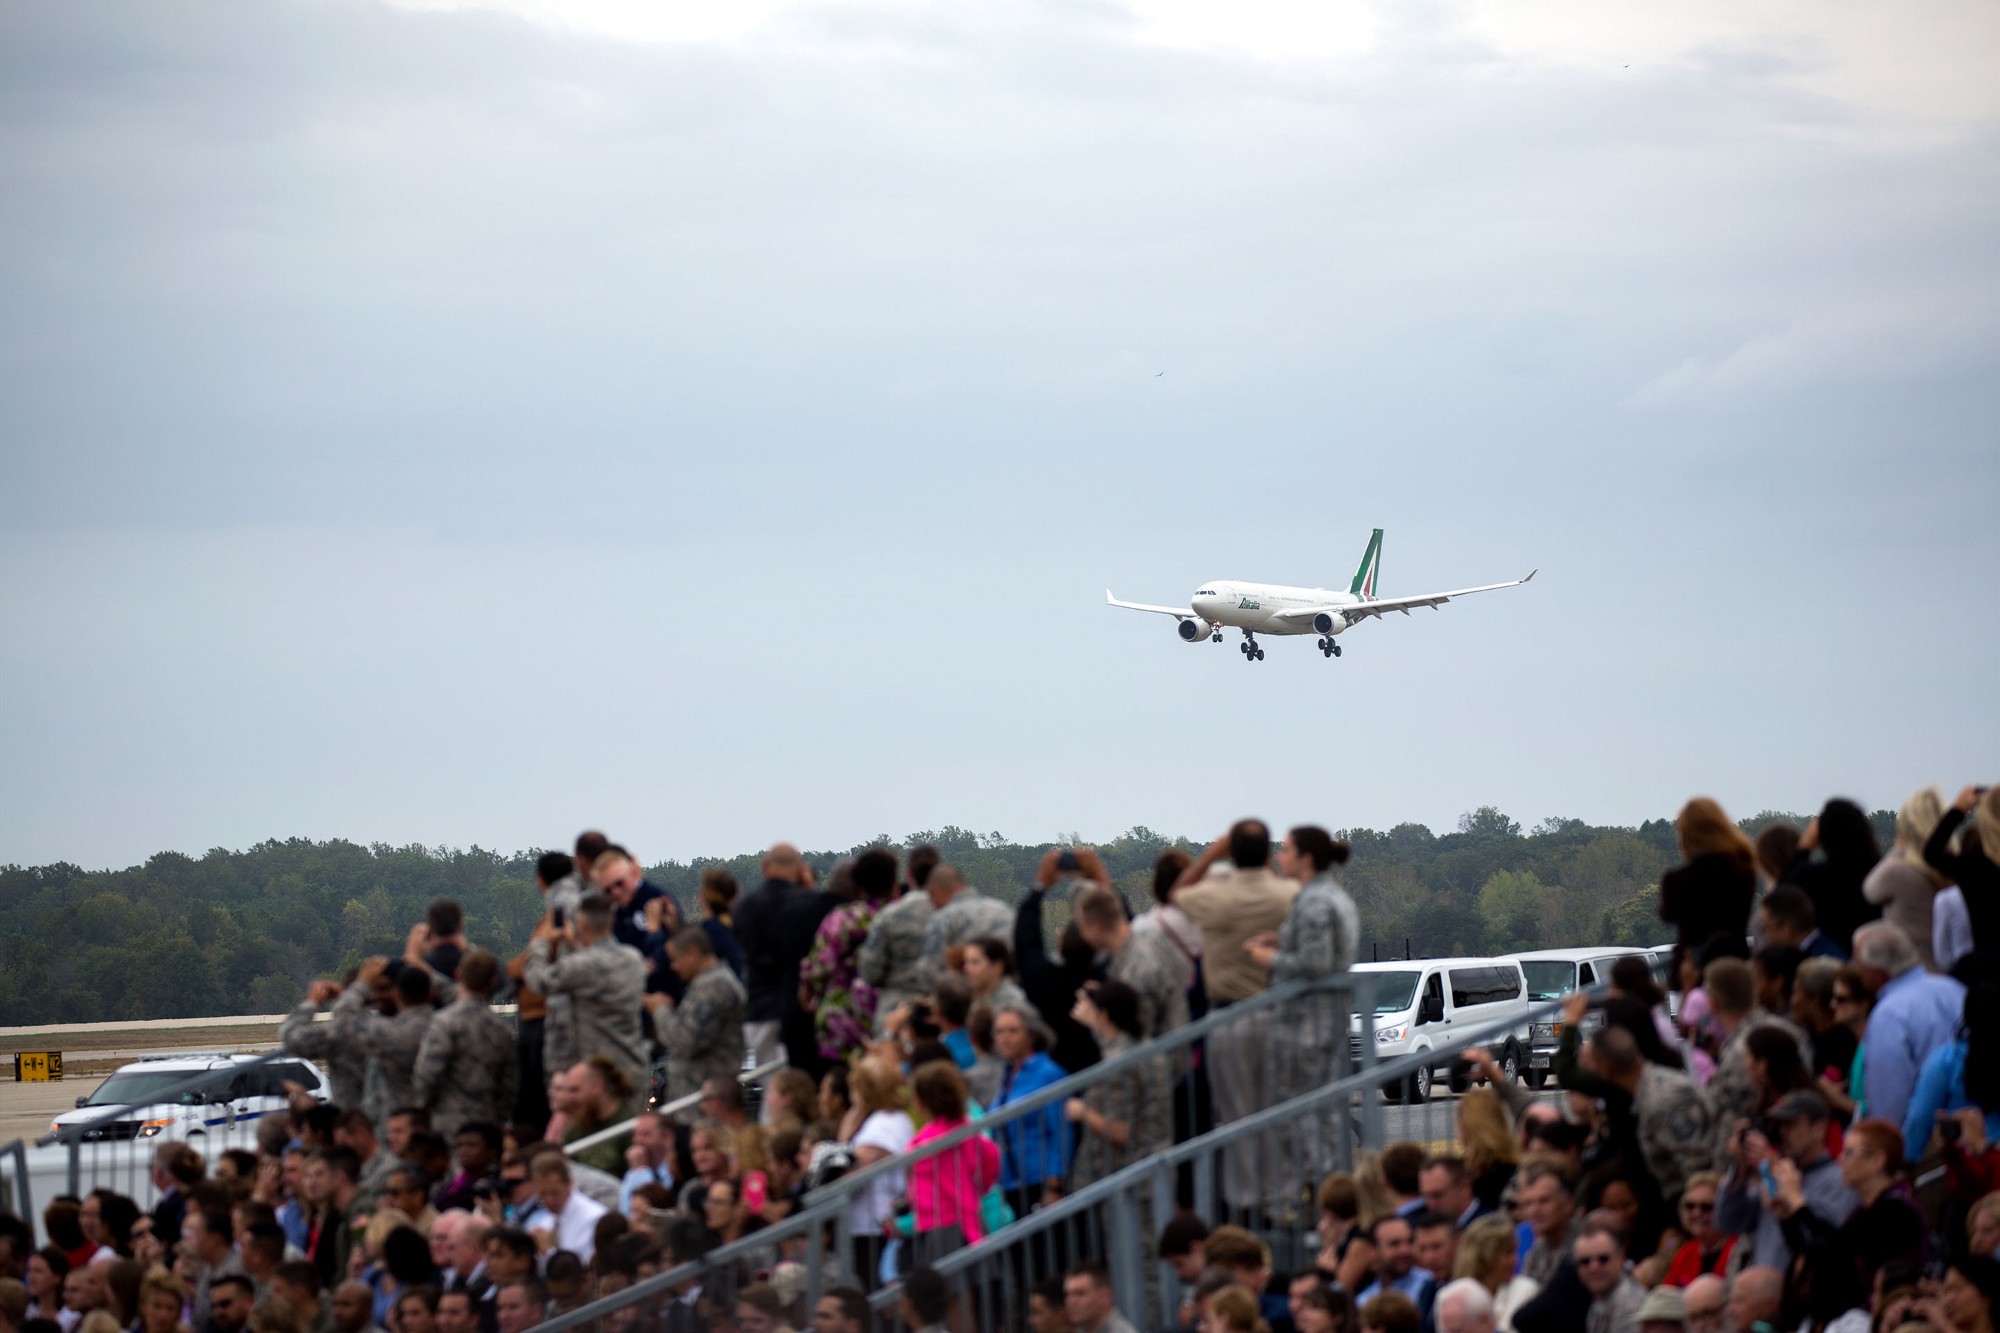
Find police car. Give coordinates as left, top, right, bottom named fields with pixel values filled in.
left=49, top=1054, right=330, bottom=1143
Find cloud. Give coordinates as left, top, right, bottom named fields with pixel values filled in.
left=0, top=0, right=1995, bottom=867
left=1630, top=302, right=2000, bottom=407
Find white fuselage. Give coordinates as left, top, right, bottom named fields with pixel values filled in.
left=1193, top=582, right=1361, bottom=636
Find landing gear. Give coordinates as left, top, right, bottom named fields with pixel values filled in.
left=1212, top=630, right=1223, bottom=643
left=1316, top=637, right=1343, bottom=659
left=1239, top=631, right=1265, bottom=662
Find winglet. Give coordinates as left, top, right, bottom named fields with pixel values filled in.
left=1105, top=588, right=1116, bottom=603
left=1522, top=569, right=1537, bottom=584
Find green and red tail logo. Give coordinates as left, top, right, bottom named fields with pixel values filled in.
left=1348, top=528, right=1383, bottom=599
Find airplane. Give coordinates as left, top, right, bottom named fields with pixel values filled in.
left=1105, top=529, right=1535, bottom=663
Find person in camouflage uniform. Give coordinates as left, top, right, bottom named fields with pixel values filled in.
left=649, top=927, right=748, bottom=1125
left=858, top=889, right=934, bottom=1032
left=413, top=948, right=518, bottom=1139
left=1073, top=886, right=1188, bottom=1042
left=916, top=866, right=1014, bottom=990
left=1246, top=828, right=1361, bottom=1206
left=332, top=957, right=436, bottom=1129
left=1589, top=1024, right=1715, bottom=1201
left=281, top=979, right=366, bottom=1110
left=525, top=893, right=650, bottom=1097
left=1064, top=979, right=1169, bottom=1187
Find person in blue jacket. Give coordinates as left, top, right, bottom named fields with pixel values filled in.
left=1904, top=983, right=2000, bottom=1157
left=989, top=1002, right=1073, bottom=1219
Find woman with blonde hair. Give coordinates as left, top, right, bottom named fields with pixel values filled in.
left=839, top=1058, right=913, bottom=1276
left=1351, top=1151, right=1398, bottom=1230
left=1457, top=1088, right=1521, bottom=1210
left=1864, top=786, right=1952, bottom=971
left=1452, top=1214, right=1538, bottom=1330
left=1199, top=1284, right=1270, bottom=1333
left=135, top=1273, right=188, bottom=1333
left=1658, top=797, right=1757, bottom=987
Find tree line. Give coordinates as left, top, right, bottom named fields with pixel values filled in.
left=0, top=806, right=1894, bottom=1025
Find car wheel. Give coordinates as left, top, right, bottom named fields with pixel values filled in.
left=1502, top=1043, right=1523, bottom=1085
left=1525, top=1067, right=1548, bottom=1090
left=1408, top=1063, right=1432, bottom=1104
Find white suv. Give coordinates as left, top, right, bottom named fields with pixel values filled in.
left=50, top=1054, right=330, bottom=1143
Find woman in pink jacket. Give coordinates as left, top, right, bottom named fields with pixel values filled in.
left=901, top=1060, right=1001, bottom=1244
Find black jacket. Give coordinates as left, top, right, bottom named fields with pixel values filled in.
left=1014, top=891, right=1101, bottom=1074
left=1784, top=849, right=1881, bottom=958
left=1658, top=852, right=1757, bottom=958
left=1928, top=808, right=2000, bottom=950
left=734, top=878, right=833, bottom=1023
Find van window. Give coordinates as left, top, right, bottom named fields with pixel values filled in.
left=1369, top=971, right=1422, bottom=1013
left=1450, top=966, right=1522, bottom=1008
left=1419, top=974, right=1444, bottom=1023
left=1520, top=961, right=1575, bottom=1002
left=1578, top=962, right=1597, bottom=986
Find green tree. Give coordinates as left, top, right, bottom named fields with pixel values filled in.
left=1478, top=870, right=1547, bottom=952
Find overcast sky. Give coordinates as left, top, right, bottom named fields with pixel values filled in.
left=2, top=0, right=1995, bottom=871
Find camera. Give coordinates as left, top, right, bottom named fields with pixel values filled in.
left=1940, top=1118, right=1963, bottom=1144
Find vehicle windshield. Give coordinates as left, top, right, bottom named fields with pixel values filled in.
left=1369, top=971, right=1421, bottom=1013
left=1521, top=961, right=1577, bottom=1002
left=83, top=1069, right=222, bottom=1108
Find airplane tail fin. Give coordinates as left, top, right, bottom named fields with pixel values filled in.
left=1348, top=528, right=1383, bottom=599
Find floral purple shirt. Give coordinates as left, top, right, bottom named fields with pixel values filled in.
left=801, top=898, right=885, bottom=1061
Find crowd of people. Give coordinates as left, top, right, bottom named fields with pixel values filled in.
left=0, top=780, right=1993, bottom=1333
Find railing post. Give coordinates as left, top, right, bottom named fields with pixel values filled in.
left=1149, top=1165, right=1175, bottom=1317
left=1104, top=1185, right=1145, bottom=1325
left=4, top=1141, right=31, bottom=1225
left=66, top=1137, right=81, bottom=1201
left=1353, top=975, right=1382, bottom=1157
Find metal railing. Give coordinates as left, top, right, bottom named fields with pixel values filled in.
left=866, top=986, right=1580, bottom=1331
left=525, top=974, right=1384, bottom=1333
left=524, top=974, right=1584, bottom=1333
left=562, top=1058, right=790, bottom=1159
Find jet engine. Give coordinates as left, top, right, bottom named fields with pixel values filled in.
left=1312, top=611, right=1348, bottom=636
left=1178, top=619, right=1213, bottom=643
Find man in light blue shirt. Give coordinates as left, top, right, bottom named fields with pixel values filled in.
left=1856, top=920, right=1965, bottom=1131
left=1356, top=1214, right=1438, bottom=1322
left=618, top=1110, right=675, bottom=1214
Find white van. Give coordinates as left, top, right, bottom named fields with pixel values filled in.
left=1349, top=958, right=1533, bottom=1103
left=1500, top=946, right=1650, bottom=1087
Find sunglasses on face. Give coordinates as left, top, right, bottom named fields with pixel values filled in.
left=1575, top=1254, right=1617, bottom=1267
left=1682, top=1200, right=1714, bottom=1213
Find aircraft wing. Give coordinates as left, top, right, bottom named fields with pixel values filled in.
left=1273, top=570, right=1537, bottom=625
left=1105, top=590, right=1200, bottom=620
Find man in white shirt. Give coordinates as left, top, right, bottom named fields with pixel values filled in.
left=521, top=1155, right=608, bottom=1263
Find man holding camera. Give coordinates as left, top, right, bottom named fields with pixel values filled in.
left=1714, top=1091, right=1855, bottom=1277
